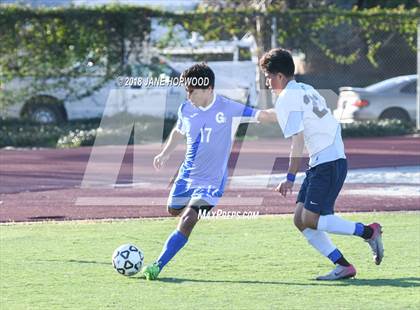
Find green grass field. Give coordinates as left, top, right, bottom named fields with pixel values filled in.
left=1, top=212, right=419, bottom=309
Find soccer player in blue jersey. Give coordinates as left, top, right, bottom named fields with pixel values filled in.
left=260, top=48, right=384, bottom=280
left=141, top=63, right=274, bottom=280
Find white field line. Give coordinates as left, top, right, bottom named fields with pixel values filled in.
left=228, top=166, right=420, bottom=188
left=75, top=197, right=263, bottom=206
left=78, top=166, right=419, bottom=202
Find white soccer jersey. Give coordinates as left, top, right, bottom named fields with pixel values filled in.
left=275, top=80, right=345, bottom=166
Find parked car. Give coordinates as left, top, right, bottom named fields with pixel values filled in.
left=333, top=74, right=417, bottom=123
left=1, top=58, right=253, bottom=124
left=1, top=59, right=188, bottom=124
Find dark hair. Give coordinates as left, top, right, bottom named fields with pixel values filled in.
left=259, top=48, right=295, bottom=77
left=181, top=63, right=215, bottom=89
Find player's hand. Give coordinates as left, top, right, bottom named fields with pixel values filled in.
left=153, top=153, right=169, bottom=170
left=275, top=180, right=294, bottom=197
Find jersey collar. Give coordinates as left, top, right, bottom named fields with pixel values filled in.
left=285, top=79, right=297, bottom=90
left=198, top=94, right=216, bottom=111
left=278, top=80, right=297, bottom=98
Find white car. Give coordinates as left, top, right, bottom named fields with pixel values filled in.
left=1, top=61, right=186, bottom=123
left=1, top=59, right=254, bottom=124
left=334, top=75, right=417, bottom=123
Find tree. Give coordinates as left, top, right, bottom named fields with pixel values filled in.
left=199, top=0, right=280, bottom=108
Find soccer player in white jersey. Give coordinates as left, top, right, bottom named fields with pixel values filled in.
left=260, top=48, right=384, bottom=280
left=141, top=63, right=274, bottom=280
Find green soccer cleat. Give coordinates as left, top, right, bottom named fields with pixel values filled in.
left=142, top=262, right=161, bottom=280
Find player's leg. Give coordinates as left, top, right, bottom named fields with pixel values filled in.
left=301, top=159, right=383, bottom=265
left=142, top=199, right=213, bottom=280
left=295, top=173, right=355, bottom=279
left=141, top=180, right=190, bottom=280
left=305, top=209, right=378, bottom=240
left=152, top=207, right=193, bottom=272
left=156, top=199, right=211, bottom=269
left=314, top=211, right=383, bottom=265
left=295, top=163, right=355, bottom=280
left=165, top=180, right=191, bottom=217
left=294, top=175, right=308, bottom=232
left=167, top=206, right=184, bottom=216
left=300, top=209, right=357, bottom=279
left=296, top=202, right=355, bottom=278
left=300, top=159, right=368, bottom=239
left=142, top=203, right=191, bottom=280
left=293, top=202, right=305, bottom=231
left=176, top=201, right=209, bottom=237
left=296, top=203, right=336, bottom=257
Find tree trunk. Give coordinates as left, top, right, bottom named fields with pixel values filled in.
left=255, top=12, right=274, bottom=108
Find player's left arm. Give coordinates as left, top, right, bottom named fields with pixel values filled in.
left=237, top=108, right=277, bottom=124
left=230, top=101, right=276, bottom=124
left=276, top=131, right=304, bottom=197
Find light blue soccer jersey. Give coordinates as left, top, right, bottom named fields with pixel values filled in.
left=168, top=94, right=259, bottom=208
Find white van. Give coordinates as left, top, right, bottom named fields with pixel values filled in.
left=1, top=58, right=255, bottom=124
left=1, top=60, right=186, bottom=123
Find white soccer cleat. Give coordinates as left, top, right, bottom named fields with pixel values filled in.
left=316, top=264, right=357, bottom=281
left=365, top=223, right=384, bottom=265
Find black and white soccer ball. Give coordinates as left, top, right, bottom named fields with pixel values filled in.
left=112, top=244, right=144, bottom=276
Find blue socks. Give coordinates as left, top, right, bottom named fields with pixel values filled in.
left=327, top=248, right=343, bottom=264
left=353, top=223, right=365, bottom=237
left=157, top=230, right=188, bottom=270
left=327, top=248, right=351, bottom=266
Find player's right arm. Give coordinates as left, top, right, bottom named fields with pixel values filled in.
left=153, top=128, right=185, bottom=170
left=276, top=131, right=304, bottom=197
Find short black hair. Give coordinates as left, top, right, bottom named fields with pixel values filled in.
left=259, top=48, right=295, bottom=77
left=181, top=63, right=215, bottom=89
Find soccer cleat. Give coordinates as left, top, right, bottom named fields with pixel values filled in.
left=141, top=262, right=161, bottom=280
left=365, top=223, right=384, bottom=265
left=316, top=264, right=357, bottom=281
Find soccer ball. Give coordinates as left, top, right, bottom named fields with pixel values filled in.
left=112, top=244, right=144, bottom=276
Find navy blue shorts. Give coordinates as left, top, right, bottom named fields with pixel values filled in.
left=296, top=158, right=347, bottom=215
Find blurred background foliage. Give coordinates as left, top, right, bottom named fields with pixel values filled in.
left=0, top=3, right=418, bottom=108
left=0, top=1, right=418, bottom=147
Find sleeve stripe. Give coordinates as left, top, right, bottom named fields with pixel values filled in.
left=242, top=106, right=255, bottom=117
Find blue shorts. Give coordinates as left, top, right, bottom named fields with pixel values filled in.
left=167, top=180, right=221, bottom=210
left=297, top=158, right=347, bottom=215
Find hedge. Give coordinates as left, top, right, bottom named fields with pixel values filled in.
left=0, top=118, right=415, bottom=149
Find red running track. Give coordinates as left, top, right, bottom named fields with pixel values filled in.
left=0, top=136, right=419, bottom=222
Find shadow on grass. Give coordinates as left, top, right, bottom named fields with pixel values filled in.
left=32, top=259, right=109, bottom=266
left=153, top=277, right=420, bottom=288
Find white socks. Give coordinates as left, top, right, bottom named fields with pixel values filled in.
left=317, top=214, right=356, bottom=235
left=302, top=215, right=358, bottom=264
left=302, top=228, right=336, bottom=257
